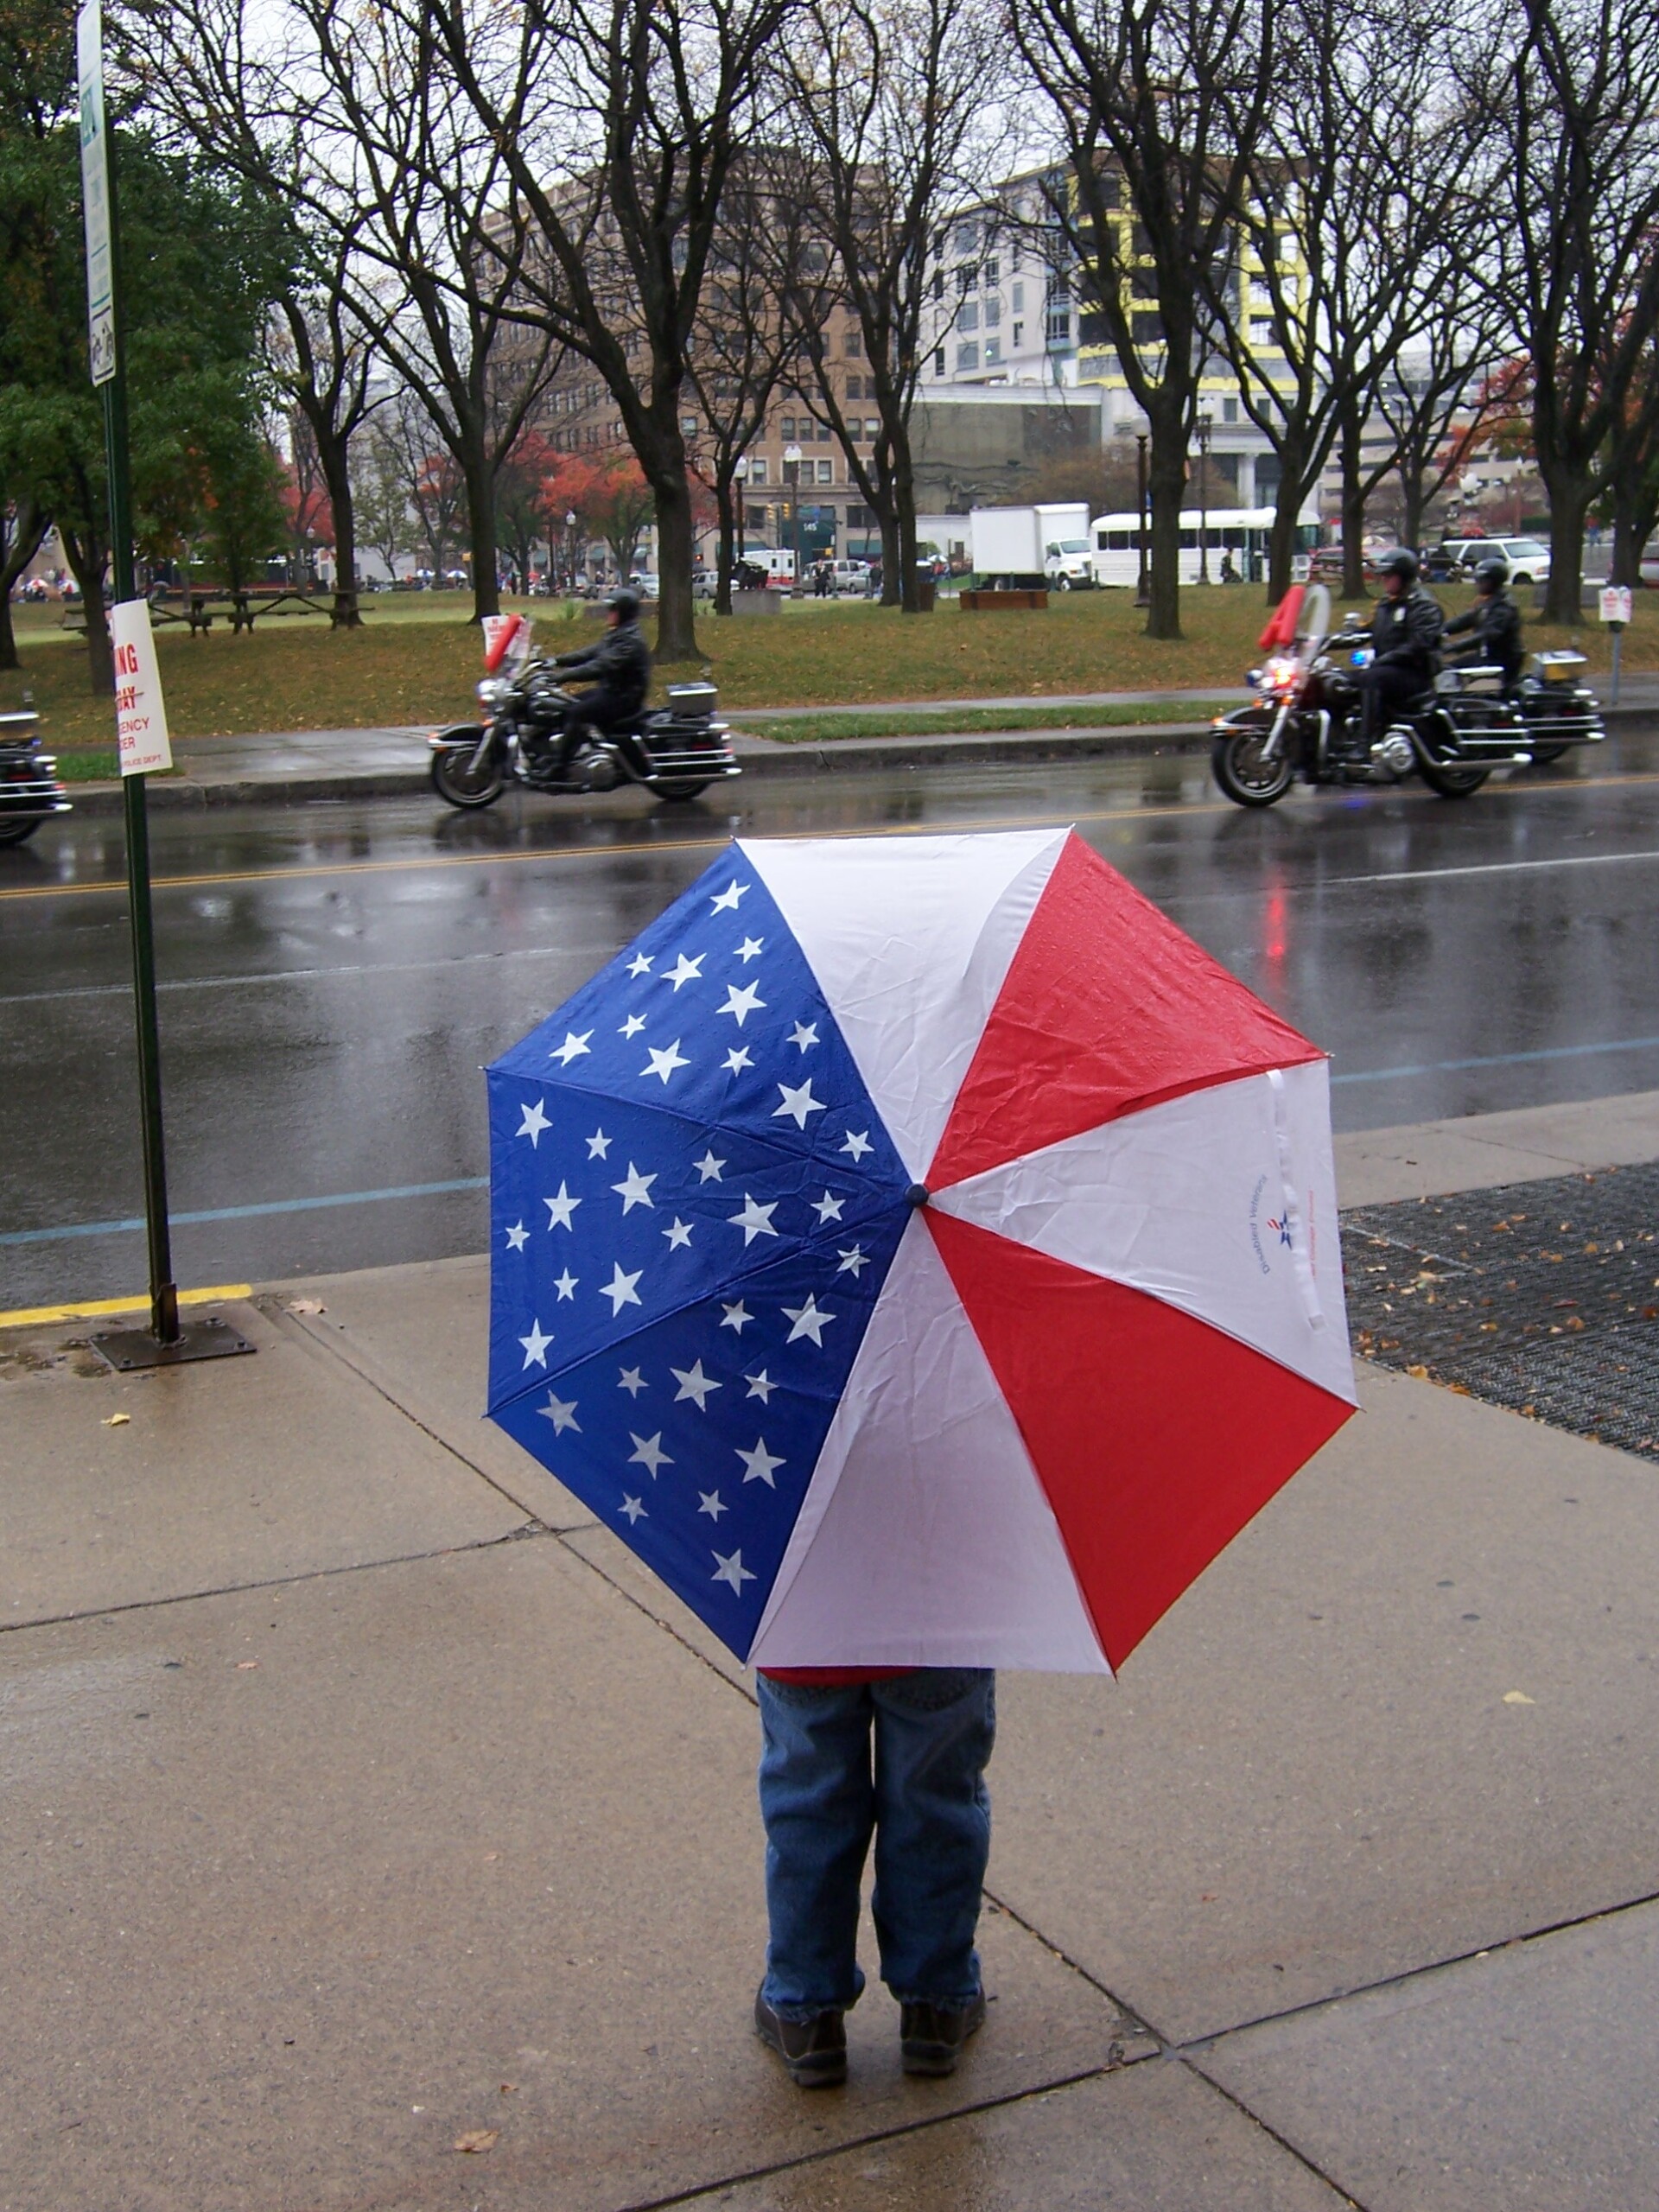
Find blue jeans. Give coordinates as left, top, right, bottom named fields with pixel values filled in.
left=757, top=1669, right=995, bottom=2023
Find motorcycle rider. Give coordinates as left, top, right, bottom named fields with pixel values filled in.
left=1356, top=548, right=1445, bottom=744
left=1442, top=557, right=1523, bottom=690
left=535, top=586, right=652, bottom=784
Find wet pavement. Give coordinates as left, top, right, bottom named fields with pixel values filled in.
left=3, top=737, right=1659, bottom=1306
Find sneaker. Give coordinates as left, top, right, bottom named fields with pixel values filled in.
left=899, top=1992, right=987, bottom=2077
left=753, top=1987, right=848, bottom=2088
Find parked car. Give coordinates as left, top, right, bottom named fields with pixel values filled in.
left=1440, top=536, right=1552, bottom=584
left=827, top=558, right=870, bottom=594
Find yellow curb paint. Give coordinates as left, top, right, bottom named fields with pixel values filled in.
left=0, top=1284, right=251, bottom=1330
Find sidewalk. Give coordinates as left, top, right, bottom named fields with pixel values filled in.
left=3, top=1090, right=1659, bottom=2209
left=53, top=683, right=1659, bottom=815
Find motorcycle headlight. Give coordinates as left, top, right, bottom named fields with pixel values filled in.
left=479, top=677, right=516, bottom=708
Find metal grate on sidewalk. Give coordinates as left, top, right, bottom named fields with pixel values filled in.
left=1339, top=1161, right=1659, bottom=1461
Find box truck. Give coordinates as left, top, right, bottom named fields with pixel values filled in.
left=969, top=504, right=1092, bottom=588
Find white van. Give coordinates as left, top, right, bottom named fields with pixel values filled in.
left=740, top=546, right=797, bottom=588
left=828, top=559, right=870, bottom=594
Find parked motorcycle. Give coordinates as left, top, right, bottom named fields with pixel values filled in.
left=428, top=619, right=740, bottom=810
left=1210, top=585, right=1605, bottom=809
left=0, top=709, right=72, bottom=846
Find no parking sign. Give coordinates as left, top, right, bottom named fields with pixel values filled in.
left=111, top=601, right=173, bottom=776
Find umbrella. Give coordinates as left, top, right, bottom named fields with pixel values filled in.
left=486, top=829, right=1356, bottom=1673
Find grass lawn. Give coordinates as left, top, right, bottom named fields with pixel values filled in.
left=4, top=583, right=1651, bottom=756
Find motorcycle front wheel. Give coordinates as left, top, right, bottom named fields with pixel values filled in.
left=0, top=816, right=43, bottom=846
left=1527, top=741, right=1570, bottom=765
left=1211, top=727, right=1294, bottom=808
left=430, top=744, right=505, bottom=809
left=652, top=777, right=714, bottom=803
left=1417, top=758, right=1491, bottom=798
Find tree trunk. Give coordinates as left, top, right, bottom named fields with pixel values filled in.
left=1398, top=465, right=1429, bottom=566
left=1539, top=461, right=1592, bottom=623
left=1611, top=475, right=1658, bottom=588
left=1144, top=410, right=1186, bottom=640
left=61, top=528, right=114, bottom=695
left=1337, top=408, right=1368, bottom=601
left=0, top=502, right=48, bottom=670
left=314, top=432, right=363, bottom=628
left=1266, top=441, right=1308, bottom=604
left=893, top=439, right=920, bottom=613
left=878, top=498, right=901, bottom=607
left=652, top=472, right=698, bottom=661
left=715, top=477, right=737, bottom=616
left=461, top=438, right=500, bottom=624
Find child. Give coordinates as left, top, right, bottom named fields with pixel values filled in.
left=751, top=1666, right=995, bottom=2086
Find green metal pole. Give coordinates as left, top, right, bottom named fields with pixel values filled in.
left=100, top=104, right=179, bottom=1344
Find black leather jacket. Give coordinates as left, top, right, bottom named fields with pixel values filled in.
left=1444, top=592, right=1522, bottom=683
left=552, top=618, right=652, bottom=716
left=1370, top=586, right=1445, bottom=678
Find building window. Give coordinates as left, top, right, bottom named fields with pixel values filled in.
left=780, top=416, right=796, bottom=439
left=933, top=347, right=945, bottom=376
left=1223, top=397, right=1238, bottom=424
left=954, top=218, right=977, bottom=254
left=984, top=294, right=1001, bottom=327
left=1045, top=307, right=1071, bottom=345
left=984, top=339, right=1001, bottom=365
left=680, top=416, right=698, bottom=435
left=817, top=458, right=833, bottom=484
left=984, top=257, right=999, bottom=284
left=849, top=504, right=874, bottom=529
left=1013, top=321, right=1024, bottom=347
left=1131, top=308, right=1164, bottom=345
left=845, top=328, right=863, bottom=355
left=817, top=420, right=832, bottom=442
left=1250, top=317, right=1275, bottom=346
left=1012, top=281, right=1024, bottom=312
left=957, top=340, right=979, bottom=372
left=749, top=457, right=768, bottom=485
left=958, top=301, right=979, bottom=333
left=865, top=418, right=880, bottom=438
left=957, top=263, right=977, bottom=295
left=932, top=269, right=945, bottom=302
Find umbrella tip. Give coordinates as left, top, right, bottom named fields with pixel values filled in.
left=906, top=1183, right=931, bottom=1208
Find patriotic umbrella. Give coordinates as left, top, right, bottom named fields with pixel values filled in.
left=486, top=830, right=1356, bottom=1674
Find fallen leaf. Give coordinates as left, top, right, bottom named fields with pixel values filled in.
left=454, top=2129, right=499, bottom=2154
left=1406, top=1363, right=1429, bottom=1379
left=483, top=1851, right=499, bottom=1862
left=1503, top=1691, right=1535, bottom=1706
left=236, top=1660, right=260, bottom=1671
left=287, top=1298, right=326, bottom=1315
left=102, top=1412, right=130, bottom=1427
left=499, top=2082, right=518, bottom=2094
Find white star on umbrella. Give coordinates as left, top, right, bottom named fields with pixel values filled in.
left=698, top=1490, right=728, bottom=1520
left=716, top=981, right=766, bottom=1027
left=712, top=1548, right=756, bottom=1592
left=836, top=1245, right=869, bottom=1277
left=722, top=1046, right=754, bottom=1074
left=519, top=1319, right=553, bottom=1368
left=619, top=1014, right=646, bottom=1039
left=537, top=1392, right=581, bottom=1433
left=618, top=1366, right=647, bottom=1396
left=601, top=1262, right=644, bottom=1314
left=811, top=1190, right=845, bottom=1224
left=745, top=1369, right=776, bottom=1402
left=517, top=1098, right=551, bottom=1147
left=620, top=1495, right=647, bottom=1524
left=550, top=1029, right=593, bottom=1065
left=552, top=1268, right=579, bottom=1300
left=783, top=1295, right=835, bottom=1345
left=626, top=953, right=653, bottom=977
left=774, top=1078, right=825, bottom=1129
left=664, top=952, right=704, bottom=990
left=737, top=1438, right=785, bottom=1487
left=643, top=1040, right=690, bottom=1084
left=729, top=1193, right=779, bottom=1244
left=840, top=1129, right=873, bottom=1161
left=628, top=1432, right=673, bottom=1477
left=671, top=1359, right=721, bottom=1409
left=504, top=1220, right=529, bottom=1252
left=788, top=1020, right=820, bottom=1052
left=587, top=1129, right=613, bottom=1159
left=663, top=1217, right=695, bottom=1249
left=721, top=1300, right=752, bottom=1333
left=710, top=880, right=749, bottom=912
left=694, top=1150, right=726, bottom=1183
left=612, top=1162, right=657, bottom=1212
left=734, top=936, right=764, bottom=963
left=544, top=1180, right=581, bottom=1230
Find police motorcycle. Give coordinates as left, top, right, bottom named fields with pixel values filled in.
left=1210, top=583, right=1580, bottom=809
left=428, top=613, right=740, bottom=810
left=1510, top=650, right=1605, bottom=765
left=0, top=709, right=72, bottom=846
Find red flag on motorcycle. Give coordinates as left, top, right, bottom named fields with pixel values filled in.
left=1258, top=587, right=1305, bottom=653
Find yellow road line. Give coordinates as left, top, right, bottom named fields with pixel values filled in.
left=0, top=1282, right=251, bottom=1330
left=4, top=769, right=1658, bottom=906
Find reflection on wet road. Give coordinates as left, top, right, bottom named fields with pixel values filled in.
left=3, top=740, right=1658, bottom=1305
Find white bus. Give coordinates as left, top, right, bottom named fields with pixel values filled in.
left=1089, top=506, right=1319, bottom=588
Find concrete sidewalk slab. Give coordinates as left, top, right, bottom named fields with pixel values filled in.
left=0, top=1539, right=1142, bottom=2212
left=1198, top=1898, right=1659, bottom=2211
left=692, top=2061, right=1351, bottom=2209
left=1332, top=1086, right=1659, bottom=1204
left=0, top=1297, right=526, bottom=1627
left=985, top=1360, right=1659, bottom=2044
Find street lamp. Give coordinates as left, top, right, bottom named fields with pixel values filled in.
left=1135, top=431, right=1149, bottom=608
left=564, top=509, right=576, bottom=594
left=784, top=443, right=803, bottom=588
left=1195, top=410, right=1212, bottom=585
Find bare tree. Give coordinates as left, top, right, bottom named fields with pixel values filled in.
left=1457, top=0, right=1659, bottom=620
left=1012, top=0, right=1277, bottom=638
left=777, top=0, right=1005, bottom=612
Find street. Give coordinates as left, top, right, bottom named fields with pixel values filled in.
left=4, top=736, right=1659, bottom=1308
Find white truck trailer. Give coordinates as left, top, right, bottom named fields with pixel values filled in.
left=969, top=504, right=1093, bottom=588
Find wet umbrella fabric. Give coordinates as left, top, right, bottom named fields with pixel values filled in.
left=486, top=830, right=1356, bottom=1672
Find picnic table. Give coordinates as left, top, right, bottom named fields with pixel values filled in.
left=60, top=588, right=359, bottom=634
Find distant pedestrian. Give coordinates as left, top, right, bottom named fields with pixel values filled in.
left=752, top=1664, right=994, bottom=2087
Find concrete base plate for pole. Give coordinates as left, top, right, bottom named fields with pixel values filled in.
left=89, top=1313, right=257, bottom=1371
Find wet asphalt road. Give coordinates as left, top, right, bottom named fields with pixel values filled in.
left=3, top=739, right=1659, bottom=1308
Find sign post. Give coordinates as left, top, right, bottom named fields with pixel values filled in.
left=77, top=0, right=248, bottom=1371
left=1599, top=585, right=1632, bottom=707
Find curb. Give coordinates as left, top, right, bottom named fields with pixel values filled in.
left=50, top=702, right=1659, bottom=816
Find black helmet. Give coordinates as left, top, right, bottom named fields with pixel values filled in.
left=1473, top=556, right=1509, bottom=592
left=1379, top=548, right=1419, bottom=585
left=607, top=586, right=641, bottom=622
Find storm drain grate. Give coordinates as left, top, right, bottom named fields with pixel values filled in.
left=1339, top=1161, right=1659, bottom=1460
